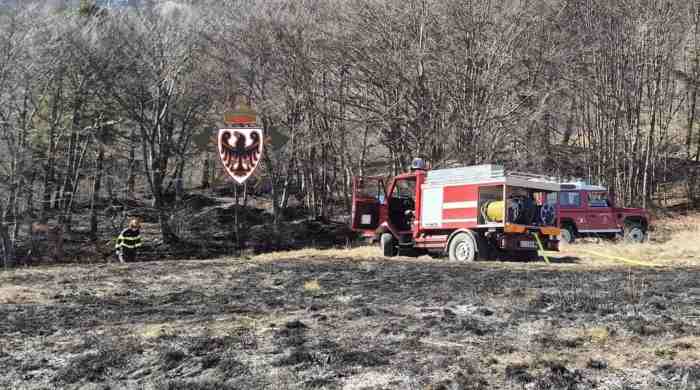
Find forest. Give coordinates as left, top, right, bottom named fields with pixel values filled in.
left=1, top=0, right=699, bottom=265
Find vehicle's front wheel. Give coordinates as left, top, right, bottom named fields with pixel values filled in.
left=380, top=233, right=397, bottom=257
left=624, top=224, right=646, bottom=243
left=448, top=232, right=477, bottom=262
left=559, top=225, right=575, bottom=244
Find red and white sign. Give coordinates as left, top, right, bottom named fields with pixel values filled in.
left=217, top=128, right=263, bottom=184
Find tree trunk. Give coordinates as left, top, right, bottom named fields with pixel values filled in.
left=359, top=124, right=369, bottom=177
left=60, top=93, right=85, bottom=229
left=174, top=163, right=185, bottom=204
left=0, top=222, right=13, bottom=268
left=140, top=117, right=177, bottom=244
left=90, top=145, right=104, bottom=241
left=106, top=173, right=115, bottom=203
left=155, top=194, right=176, bottom=244
left=41, top=81, right=62, bottom=223
left=25, top=171, right=36, bottom=218
left=201, top=154, right=210, bottom=189
left=126, top=127, right=137, bottom=199
left=686, top=63, right=699, bottom=203
left=642, top=64, right=663, bottom=209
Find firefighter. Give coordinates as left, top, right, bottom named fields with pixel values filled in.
left=115, top=218, right=143, bottom=263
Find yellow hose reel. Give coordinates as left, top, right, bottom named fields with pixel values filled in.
left=484, top=200, right=505, bottom=222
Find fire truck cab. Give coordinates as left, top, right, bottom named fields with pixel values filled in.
left=351, top=159, right=561, bottom=261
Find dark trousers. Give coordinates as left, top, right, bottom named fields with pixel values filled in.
left=119, top=247, right=137, bottom=263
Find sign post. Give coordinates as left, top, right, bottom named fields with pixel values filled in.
left=217, top=99, right=263, bottom=255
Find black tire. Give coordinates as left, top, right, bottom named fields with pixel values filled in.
left=624, top=224, right=646, bottom=243
left=448, top=232, right=477, bottom=262
left=559, top=225, right=575, bottom=244
left=380, top=233, right=397, bottom=257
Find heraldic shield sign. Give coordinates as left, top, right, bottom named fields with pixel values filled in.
left=217, top=128, right=264, bottom=184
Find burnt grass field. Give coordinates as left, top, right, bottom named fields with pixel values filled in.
left=1, top=254, right=699, bottom=390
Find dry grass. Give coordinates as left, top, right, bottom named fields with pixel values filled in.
left=140, top=323, right=178, bottom=339
left=134, top=314, right=264, bottom=341
left=586, top=327, right=610, bottom=345
left=248, top=212, right=700, bottom=269
left=252, top=246, right=382, bottom=262
left=0, top=286, right=50, bottom=304
left=303, top=279, right=321, bottom=292
left=341, top=370, right=400, bottom=390
left=523, top=328, right=700, bottom=373
left=562, top=213, right=700, bottom=267
left=590, top=336, right=700, bottom=370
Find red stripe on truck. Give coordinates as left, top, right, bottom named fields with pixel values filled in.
left=443, top=185, right=479, bottom=202
left=443, top=208, right=478, bottom=219
left=442, top=220, right=478, bottom=228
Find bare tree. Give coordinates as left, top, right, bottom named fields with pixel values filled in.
left=98, top=4, right=211, bottom=243
left=0, top=6, right=40, bottom=266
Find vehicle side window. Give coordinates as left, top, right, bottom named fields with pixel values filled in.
left=356, top=178, right=385, bottom=200
left=560, top=191, right=581, bottom=208
left=588, top=191, right=610, bottom=207
left=392, top=179, right=416, bottom=200
left=546, top=192, right=558, bottom=205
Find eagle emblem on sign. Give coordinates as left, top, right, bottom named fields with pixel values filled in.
left=217, top=128, right=263, bottom=184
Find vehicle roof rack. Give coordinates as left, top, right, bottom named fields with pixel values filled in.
left=425, top=164, right=561, bottom=191
left=560, top=181, right=607, bottom=191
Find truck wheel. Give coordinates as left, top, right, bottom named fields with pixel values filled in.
left=449, top=232, right=476, bottom=262
left=624, top=224, right=646, bottom=243
left=559, top=226, right=575, bottom=244
left=380, top=233, right=397, bottom=257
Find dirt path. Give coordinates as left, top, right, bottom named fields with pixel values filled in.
left=1, top=255, right=699, bottom=389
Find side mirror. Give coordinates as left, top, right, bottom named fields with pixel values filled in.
left=607, top=192, right=616, bottom=206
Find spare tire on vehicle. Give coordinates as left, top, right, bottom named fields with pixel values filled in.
left=508, top=196, right=537, bottom=225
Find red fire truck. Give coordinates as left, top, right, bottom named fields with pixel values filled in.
left=351, top=159, right=561, bottom=261
left=558, top=182, right=649, bottom=243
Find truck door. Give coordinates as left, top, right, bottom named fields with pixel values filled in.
left=351, top=177, right=385, bottom=232
left=585, top=191, right=616, bottom=231
left=559, top=190, right=586, bottom=227
left=387, top=176, right=417, bottom=232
